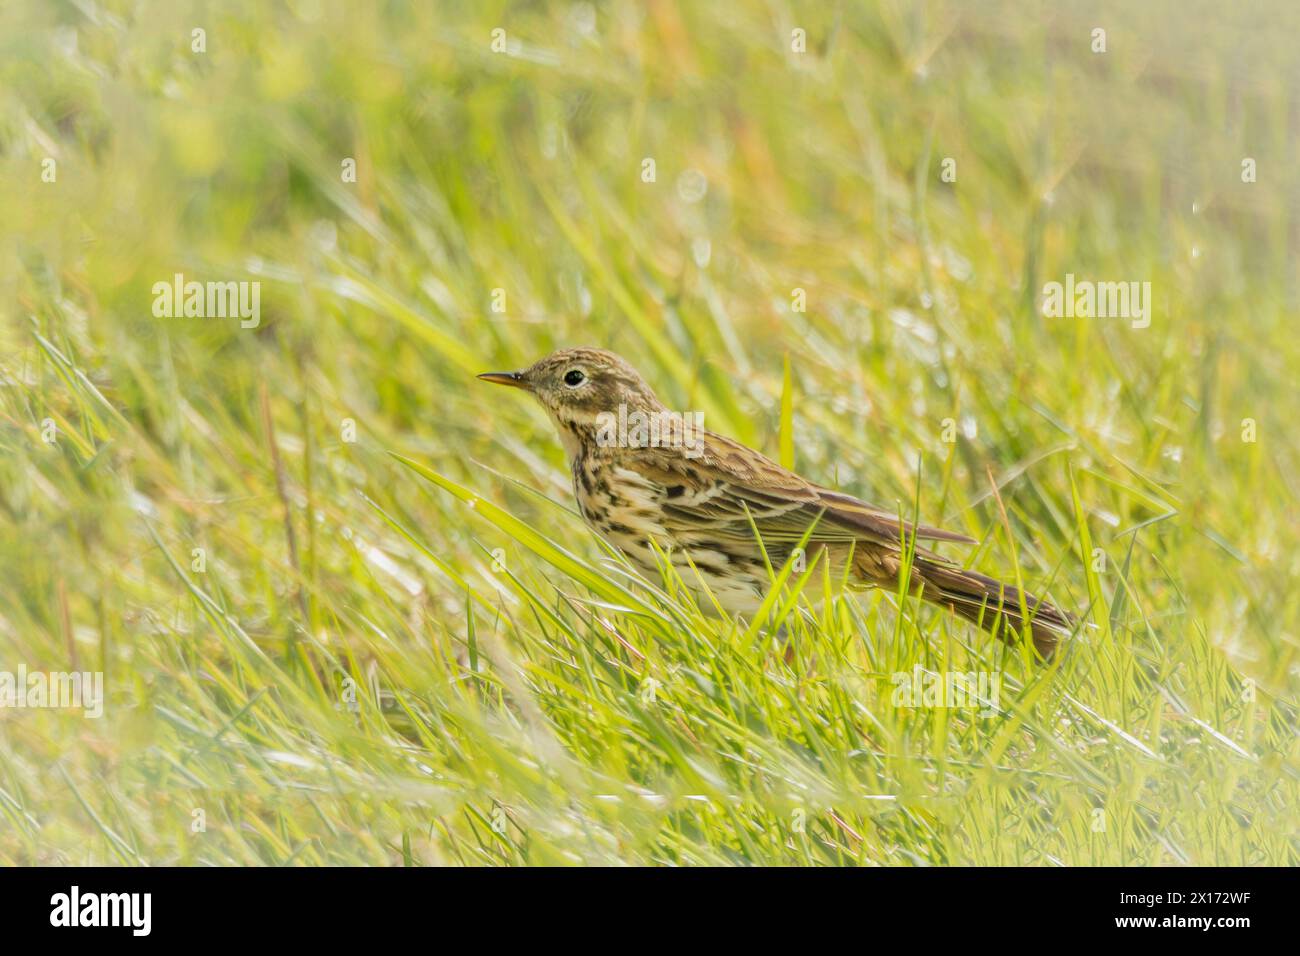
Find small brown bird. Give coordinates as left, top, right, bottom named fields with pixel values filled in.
left=480, top=347, right=1072, bottom=657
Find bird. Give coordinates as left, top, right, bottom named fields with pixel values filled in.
left=479, top=347, right=1073, bottom=657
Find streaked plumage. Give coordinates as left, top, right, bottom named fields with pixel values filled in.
left=480, top=347, right=1073, bottom=657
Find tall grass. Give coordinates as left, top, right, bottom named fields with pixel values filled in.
left=0, top=0, right=1295, bottom=865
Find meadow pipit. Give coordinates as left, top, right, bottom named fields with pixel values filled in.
left=480, top=348, right=1073, bottom=656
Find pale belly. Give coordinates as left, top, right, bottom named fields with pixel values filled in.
left=606, top=529, right=770, bottom=617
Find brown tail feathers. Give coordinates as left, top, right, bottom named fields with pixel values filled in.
left=911, top=557, right=1073, bottom=658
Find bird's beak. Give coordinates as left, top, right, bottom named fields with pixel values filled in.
left=477, top=370, right=531, bottom=390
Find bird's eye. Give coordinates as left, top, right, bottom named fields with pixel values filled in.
left=563, top=368, right=586, bottom=387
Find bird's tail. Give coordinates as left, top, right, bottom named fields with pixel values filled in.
left=910, top=557, right=1073, bottom=658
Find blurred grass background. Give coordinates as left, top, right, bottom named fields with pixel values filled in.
left=1, top=0, right=1297, bottom=864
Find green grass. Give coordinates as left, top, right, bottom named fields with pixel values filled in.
left=1, top=0, right=1297, bottom=865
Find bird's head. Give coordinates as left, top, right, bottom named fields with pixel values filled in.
left=478, top=347, right=664, bottom=436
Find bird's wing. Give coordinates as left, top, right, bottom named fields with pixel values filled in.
left=625, top=430, right=974, bottom=547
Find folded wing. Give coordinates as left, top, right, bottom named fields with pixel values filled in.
left=626, top=430, right=974, bottom=549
